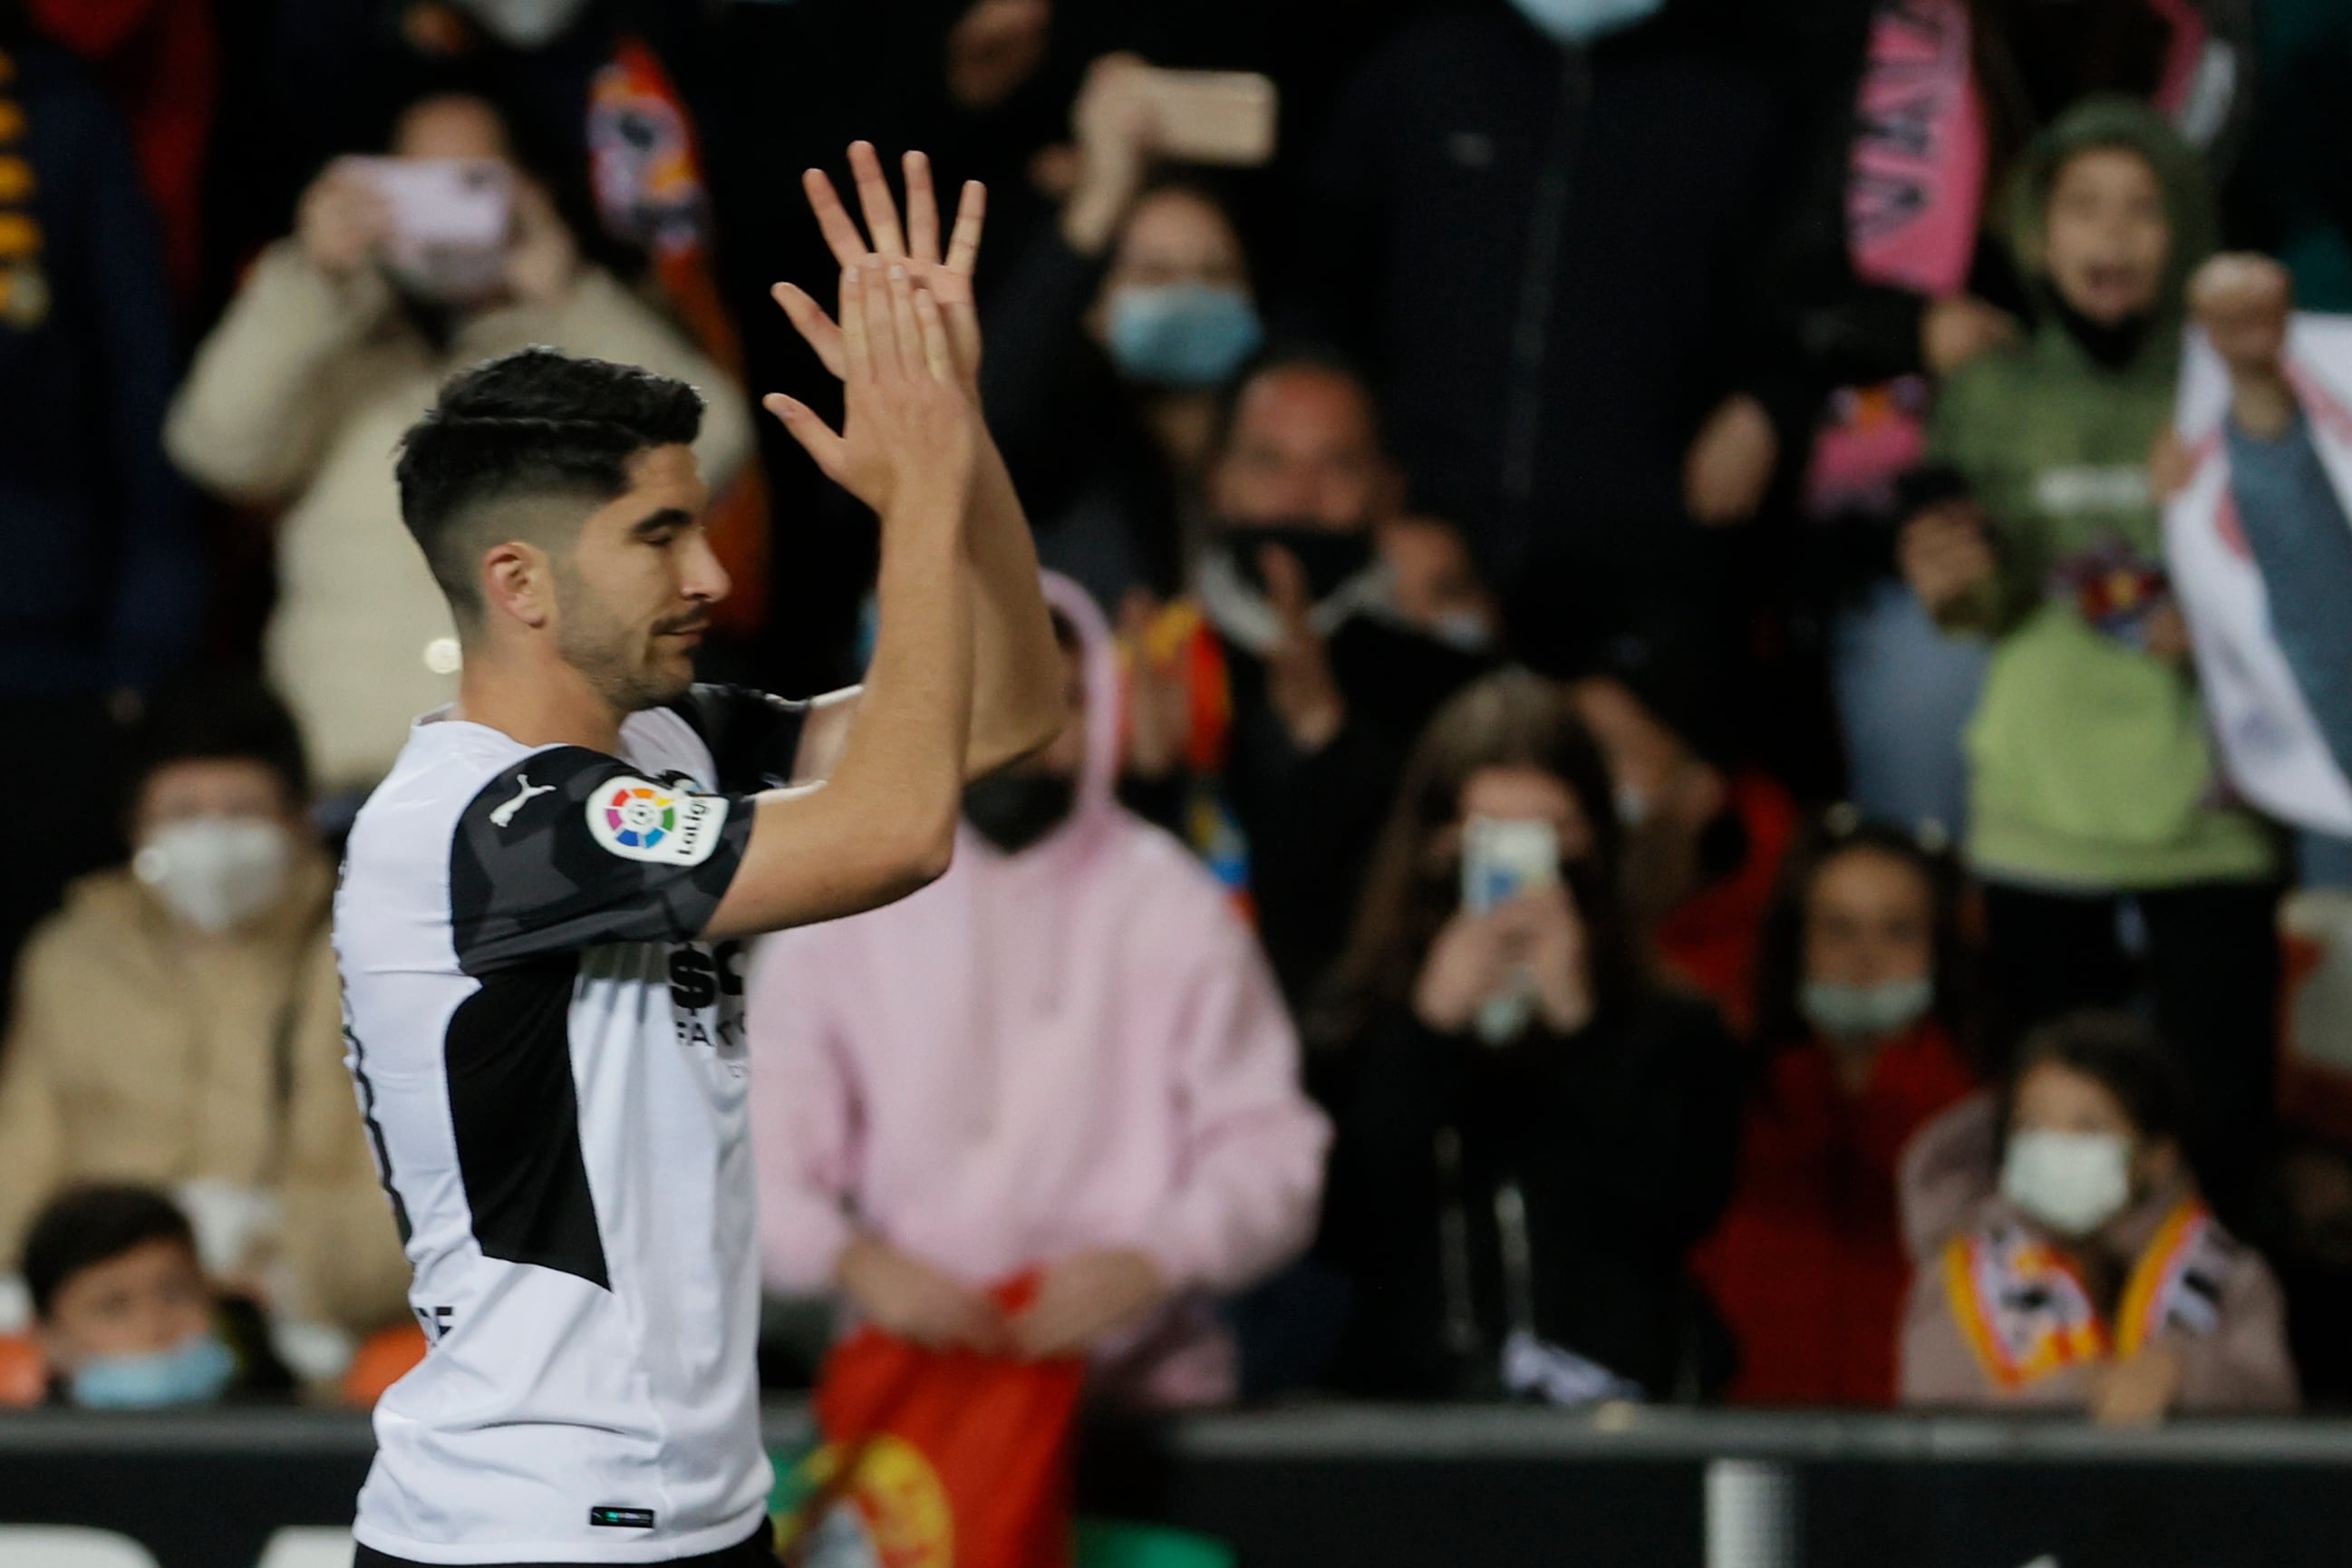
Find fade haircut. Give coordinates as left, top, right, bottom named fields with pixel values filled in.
left=394, top=347, right=705, bottom=621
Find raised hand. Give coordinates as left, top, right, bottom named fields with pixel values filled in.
left=766, top=260, right=976, bottom=518
left=297, top=162, right=392, bottom=278
left=1898, top=498, right=1997, bottom=621
left=2191, top=253, right=2297, bottom=440
left=771, top=143, right=987, bottom=397
left=1258, top=547, right=1346, bottom=753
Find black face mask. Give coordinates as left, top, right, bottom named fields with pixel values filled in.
left=962, top=772, right=1077, bottom=855
left=1221, top=522, right=1378, bottom=603
left=2050, top=294, right=2156, bottom=373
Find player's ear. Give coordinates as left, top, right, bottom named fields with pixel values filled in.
left=481, top=540, right=554, bottom=631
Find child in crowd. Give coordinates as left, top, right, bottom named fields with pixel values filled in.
left=1696, top=818, right=1979, bottom=1406
left=1900, top=1011, right=2297, bottom=1422
left=1313, top=672, right=1740, bottom=1401
left=1898, top=99, right=2279, bottom=1157
left=24, top=1185, right=289, bottom=1408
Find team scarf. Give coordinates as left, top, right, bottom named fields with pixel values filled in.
left=0, top=45, right=49, bottom=330
left=586, top=37, right=770, bottom=635
left=1941, top=1197, right=2230, bottom=1389
left=1805, top=0, right=1987, bottom=516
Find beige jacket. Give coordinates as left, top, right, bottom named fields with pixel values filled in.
left=0, top=854, right=411, bottom=1334
left=166, top=243, right=754, bottom=791
left=1899, top=1176, right=2299, bottom=1415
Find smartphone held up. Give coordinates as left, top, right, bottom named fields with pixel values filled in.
left=342, top=156, right=514, bottom=306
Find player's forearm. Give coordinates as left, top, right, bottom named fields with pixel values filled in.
left=962, top=435, right=1067, bottom=777
left=832, top=479, right=976, bottom=876
left=708, top=486, right=972, bottom=939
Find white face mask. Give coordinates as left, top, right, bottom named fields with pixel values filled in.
left=134, top=818, right=295, bottom=934
left=450, top=0, right=591, bottom=47
left=2000, top=1128, right=2134, bottom=1238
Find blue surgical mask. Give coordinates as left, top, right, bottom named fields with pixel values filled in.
left=1506, top=0, right=1665, bottom=46
left=1798, top=975, right=1934, bottom=1046
left=70, top=1331, right=237, bottom=1409
left=1106, top=283, right=1263, bottom=390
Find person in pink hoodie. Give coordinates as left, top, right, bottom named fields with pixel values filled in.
left=748, top=572, right=1329, bottom=1406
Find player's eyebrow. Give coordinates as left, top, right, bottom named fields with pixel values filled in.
left=630, top=508, right=694, bottom=539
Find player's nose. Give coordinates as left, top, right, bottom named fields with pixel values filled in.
left=681, top=529, right=731, bottom=605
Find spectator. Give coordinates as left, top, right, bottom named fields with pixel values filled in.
left=1568, top=673, right=1798, bottom=1036
left=1776, top=0, right=2258, bottom=834
left=1900, top=1011, right=2298, bottom=1420
left=1897, top=98, right=2278, bottom=1157
left=24, top=1185, right=291, bottom=1408
left=983, top=54, right=1264, bottom=608
left=2169, top=252, right=2352, bottom=888
left=1694, top=818, right=1979, bottom=1406
left=1124, top=351, right=1488, bottom=1006
left=0, top=16, right=201, bottom=1005
left=750, top=576, right=1327, bottom=1408
left=1315, top=671, right=1741, bottom=1400
left=1299, top=0, right=1802, bottom=723
left=0, top=678, right=411, bottom=1342
left=164, top=89, right=751, bottom=795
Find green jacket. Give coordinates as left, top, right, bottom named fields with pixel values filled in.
left=1930, top=99, right=2274, bottom=889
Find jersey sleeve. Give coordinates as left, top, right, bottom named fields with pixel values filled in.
left=664, top=683, right=812, bottom=795
left=448, top=746, right=756, bottom=973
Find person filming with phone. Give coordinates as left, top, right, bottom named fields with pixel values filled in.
left=1312, top=671, right=1741, bottom=1403
left=165, top=89, right=752, bottom=801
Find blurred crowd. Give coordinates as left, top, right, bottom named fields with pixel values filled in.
left=7, top=0, right=2352, bottom=1434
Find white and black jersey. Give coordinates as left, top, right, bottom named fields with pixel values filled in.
left=334, top=687, right=804, bottom=1563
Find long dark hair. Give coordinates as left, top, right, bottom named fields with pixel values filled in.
left=1749, top=812, right=1974, bottom=1060
left=1313, top=670, right=1631, bottom=1048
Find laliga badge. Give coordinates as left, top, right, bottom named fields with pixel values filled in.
left=586, top=776, right=727, bottom=866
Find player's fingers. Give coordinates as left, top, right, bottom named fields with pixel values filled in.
left=903, top=150, right=941, bottom=267
left=763, top=394, right=851, bottom=482
left=770, top=281, right=846, bottom=380
left=847, top=140, right=907, bottom=258
left=837, top=265, right=874, bottom=384
left=944, top=179, right=987, bottom=276
left=802, top=168, right=867, bottom=266
left=886, top=265, right=925, bottom=380
left=857, top=261, right=904, bottom=382
left=912, top=287, right=957, bottom=383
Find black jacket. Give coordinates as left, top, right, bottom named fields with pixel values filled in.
left=980, top=227, right=1187, bottom=609
left=1220, top=615, right=1487, bottom=1010
left=1298, top=5, right=1798, bottom=577
left=1318, top=990, right=1742, bottom=1399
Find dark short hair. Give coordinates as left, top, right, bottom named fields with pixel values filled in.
left=1212, top=342, right=1384, bottom=460
left=126, top=674, right=311, bottom=810
left=1750, top=813, right=1974, bottom=1061
left=2004, top=1010, right=2193, bottom=1152
left=394, top=348, right=705, bottom=618
left=23, top=1186, right=198, bottom=1321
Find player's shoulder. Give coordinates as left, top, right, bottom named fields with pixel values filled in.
left=644, top=683, right=810, bottom=795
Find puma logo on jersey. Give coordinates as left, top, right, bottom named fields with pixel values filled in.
left=489, top=776, right=557, bottom=828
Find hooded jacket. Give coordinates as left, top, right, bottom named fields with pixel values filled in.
left=1927, top=96, right=2273, bottom=889
left=748, top=575, right=1330, bottom=1405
